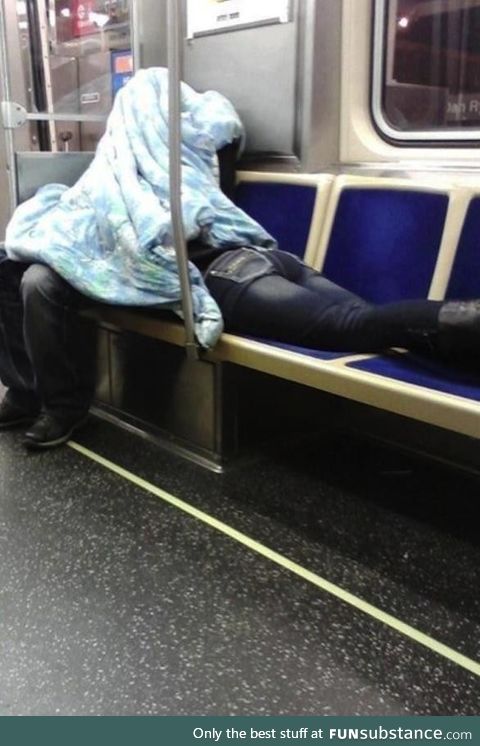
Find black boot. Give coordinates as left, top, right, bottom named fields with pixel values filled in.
left=436, top=300, right=480, bottom=368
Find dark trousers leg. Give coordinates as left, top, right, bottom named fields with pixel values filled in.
left=0, top=256, right=96, bottom=417
left=206, top=250, right=442, bottom=353
left=0, top=255, right=37, bottom=409
left=21, top=263, right=97, bottom=418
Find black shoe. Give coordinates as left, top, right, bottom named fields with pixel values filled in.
left=23, top=412, right=89, bottom=450
left=437, top=300, right=480, bottom=366
left=0, top=395, right=37, bottom=430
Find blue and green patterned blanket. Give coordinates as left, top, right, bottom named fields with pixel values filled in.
left=5, top=68, right=274, bottom=347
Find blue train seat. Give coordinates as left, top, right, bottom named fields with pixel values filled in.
left=217, top=174, right=480, bottom=440
left=235, top=180, right=318, bottom=258
left=318, top=180, right=449, bottom=303
left=445, top=196, right=480, bottom=300
left=234, top=173, right=333, bottom=266
left=306, top=178, right=480, bottom=436
left=232, top=173, right=352, bottom=360
left=346, top=353, right=480, bottom=403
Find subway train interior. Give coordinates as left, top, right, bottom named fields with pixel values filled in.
left=0, top=0, right=479, bottom=716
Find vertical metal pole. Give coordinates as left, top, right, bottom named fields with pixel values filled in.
left=167, top=0, right=198, bottom=358
left=129, top=0, right=141, bottom=71
left=36, top=0, right=57, bottom=151
left=0, top=0, right=18, bottom=212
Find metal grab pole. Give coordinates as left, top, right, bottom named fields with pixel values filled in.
left=167, top=0, right=198, bottom=359
left=129, top=0, right=141, bottom=72
left=0, top=0, right=18, bottom=215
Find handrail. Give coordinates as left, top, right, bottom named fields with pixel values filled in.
left=129, top=0, right=141, bottom=72
left=0, top=0, right=18, bottom=213
left=167, top=0, right=198, bottom=360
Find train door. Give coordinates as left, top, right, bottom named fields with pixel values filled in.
left=0, top=0, right=137, bottom=234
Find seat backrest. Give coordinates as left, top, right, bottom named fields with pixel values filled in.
left=315, top=176, right=451, bottom=303
left=445, top=195, right=480, bottom=300
left=234, top=173, right=333, bottom=265
left=15, top=151, right=95, bottom=205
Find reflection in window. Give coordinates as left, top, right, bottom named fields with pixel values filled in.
left=382, top=0, right=480, bottom=133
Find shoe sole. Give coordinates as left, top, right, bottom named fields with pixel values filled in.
left=23, top=415, right=89, bottom=451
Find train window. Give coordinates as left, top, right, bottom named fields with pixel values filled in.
left=373, top=0, right=480, bottom=142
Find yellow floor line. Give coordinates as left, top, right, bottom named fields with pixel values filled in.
left=68, top=440, right=480, bottom=679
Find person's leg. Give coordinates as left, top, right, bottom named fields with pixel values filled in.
left=210, top=271, right=391, bottom=351
left=205, top=249, right=445, bottom=355
left=19, top=263, right=97, bottom=447
left=268, top=251, right=478, bottom=359
left=0, top=254, right=40, bottom=425
left=205, top=250, right=383, bottom=350
left=206, top=247, right=480, bottom=369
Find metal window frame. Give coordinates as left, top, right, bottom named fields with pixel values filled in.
left=371, top=0, right=480, bottom=143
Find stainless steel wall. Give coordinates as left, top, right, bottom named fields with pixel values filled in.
left=138, top=0, right=343, bottom=171
left=296, top=0, right=342, bottom=172
left=184, top=21, right=297, bottom=155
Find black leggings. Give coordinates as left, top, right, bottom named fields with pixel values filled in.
left=203, top=248, right=442, bottom=353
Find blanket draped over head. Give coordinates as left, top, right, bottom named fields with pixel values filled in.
left=5, top=67, right=276, bottom=348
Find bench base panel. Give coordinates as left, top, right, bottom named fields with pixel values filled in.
left=94, top=327, right=238, bottom=468
left=93, top=328, right=480, bottom=475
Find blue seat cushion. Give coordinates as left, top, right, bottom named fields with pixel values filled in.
left=347, top=353, right=480, bottom=401
left=446, top=197, right=480, bottom=299
left=245, top=337, right=354, bottom=360
left=322, top=188, right=449, bottom=303
left=235, top=182, right=317, bottom=259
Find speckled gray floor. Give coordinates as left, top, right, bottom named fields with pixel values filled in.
left=0, top=412, right=478, bottom=715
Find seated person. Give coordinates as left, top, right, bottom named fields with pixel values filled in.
left=1, top=146, right=479, bottom=450
left=0, top=256, right=96, bottom=448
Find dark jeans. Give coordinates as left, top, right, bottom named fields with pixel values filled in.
left=204, top=248, right=442, bottom=353
left=0, top=252, right=96, bottom=418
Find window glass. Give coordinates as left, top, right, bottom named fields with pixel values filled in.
left=13, top=0, right=133, bottom=151
left=380, top=0, right=480, bottom=135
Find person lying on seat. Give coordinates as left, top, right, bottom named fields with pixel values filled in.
left=193, top=144, right=480, bottom=370
left=1, top=68, right=479, bottom=450
left=195, top=246, right=479, bottom=366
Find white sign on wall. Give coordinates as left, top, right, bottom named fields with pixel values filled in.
left=187, top=0, right=291, bottom=38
